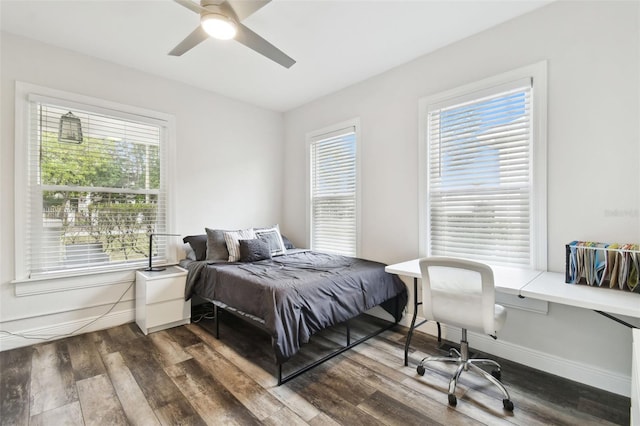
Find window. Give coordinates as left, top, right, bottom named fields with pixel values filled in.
left=15, top=83, right=174, bottom=279
left=419, top=63, right=547, bottom=269
left=307, top=120, right=360, bottom=257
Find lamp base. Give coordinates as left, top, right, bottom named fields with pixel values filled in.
left=144, top=267, right=166, bottom=272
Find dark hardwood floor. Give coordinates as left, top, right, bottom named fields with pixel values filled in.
left=0, top=311, right=630, bottom=425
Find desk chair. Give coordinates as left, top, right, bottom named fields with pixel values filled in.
left=417, top=257, right=514, bottom=411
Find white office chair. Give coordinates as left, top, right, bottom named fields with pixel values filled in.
left=417, top=257, right=514, bottom=411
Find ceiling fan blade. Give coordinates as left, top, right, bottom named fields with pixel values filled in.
left=174, top=0, right=206, bottom=14
left=235, top=23, right=295, bottom=68
left=169, top=26, right=209, bottom=56
left=224, top=0, right=270, bottom=21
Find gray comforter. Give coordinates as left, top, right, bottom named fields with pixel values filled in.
left=183, top=249, right=407, bottom=363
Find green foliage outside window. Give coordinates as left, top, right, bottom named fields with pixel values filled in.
left=40, top=129, right=160, bottom=264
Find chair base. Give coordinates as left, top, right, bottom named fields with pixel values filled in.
left=417, top=330, right=514, bottom=411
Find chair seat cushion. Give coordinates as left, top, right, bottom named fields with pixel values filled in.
left=436, top=303, right=507, bottom=335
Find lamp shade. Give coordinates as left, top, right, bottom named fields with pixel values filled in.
left=201, top=13, right=237, bottom=40
left=58, top=112, right=83, bottom=143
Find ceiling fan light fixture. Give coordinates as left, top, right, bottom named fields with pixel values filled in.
left=201, top=13, right=237, bottom=40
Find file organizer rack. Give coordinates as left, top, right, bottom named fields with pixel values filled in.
left=565, top=242, right=640, bottom=293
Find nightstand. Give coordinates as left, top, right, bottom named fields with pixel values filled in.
left=135, top=265, right=190, bottom=335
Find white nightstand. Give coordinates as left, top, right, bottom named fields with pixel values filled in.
left=135, top=265, right=190, bottom=335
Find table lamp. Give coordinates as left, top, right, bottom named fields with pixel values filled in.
left=146, top=233, right=181, bottom=271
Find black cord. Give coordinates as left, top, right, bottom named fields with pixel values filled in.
left=0, top=280, right=135, bottom=341
left=191, top=303, right=216, bottom=323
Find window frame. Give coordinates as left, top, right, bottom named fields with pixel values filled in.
left=14, top=82, right=177, bottom=281
left=418, top=62, right=548, bottom=270
left=305, top=118, right=361, bottom=257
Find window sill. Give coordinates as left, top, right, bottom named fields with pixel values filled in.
left=12, top=264, right=173, bottom=297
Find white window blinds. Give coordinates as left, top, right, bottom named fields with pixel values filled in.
left=426, top=80, right=532, bottom=267
left=310, top=127, right=357, bottom=257
left=25, top=98, right=168, bottom=277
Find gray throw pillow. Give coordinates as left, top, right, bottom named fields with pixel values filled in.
left=254, top=225, right=287, bottom=256
left=183, top=234, right=207, bottom=261
left=205, top=228, right=230, bottom=261
left=239, top=239, right=272, bottom=262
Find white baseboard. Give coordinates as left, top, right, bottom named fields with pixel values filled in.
left=0, top=309, right=135, bottom=351
left=400, top=314, right=631, bottom=397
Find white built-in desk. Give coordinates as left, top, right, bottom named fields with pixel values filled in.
left=385, top=259, right=543, bottom=296
left=521, top=271, right=640, bottom=319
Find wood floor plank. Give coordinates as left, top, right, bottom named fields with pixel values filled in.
left=307, top=412, right=342, bottom=426
left=66, top=333, right=107, bottom=381
left=286, top=367, right=386, bottom=426
left=148, top=330, right=192, bottom=366
left=165, top=325, right=202, bottom=348
left=268, top=383, right=320, bottom=422
left=165, top=358, right=261, bottom=426
left=91, top=329, right=119, bottom=356
left=358, top=390, right=447, bottom=426
left=29, top=401, right=83, bottom=426
left=107, top=323, right=144, bottom=347
left=29, top=341, right=77, bottom=416
left=76, top=374, right=128, bottom=426
left=0, top=345, right=33, bottom=426
left=119, top=339, right=204, bottom=424
left=154, top=400, right=207, bottom=426
left=102, top=351, right=160, bottom=426
left=185, top=343, right=284, bottom=421
left=577, top=393, right=630, bottom=425
left=261, top=405, right=309, bottom=426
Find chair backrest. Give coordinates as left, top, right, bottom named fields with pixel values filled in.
left=419, top=257, right=496, bottom=335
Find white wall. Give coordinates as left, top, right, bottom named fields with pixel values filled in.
left=0, top=33, right=284, bottom=349
left=283, top=1, right=640, bottom=395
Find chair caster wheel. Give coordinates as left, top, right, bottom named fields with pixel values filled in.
left=448, top=394, right=457, bottom=406
left=491, top=369, right=501, bottom=381
left=416, top=365, right=426, bottom=376
left=503, top=399, right=514, bottom=411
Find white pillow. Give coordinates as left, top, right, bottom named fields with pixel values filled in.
left=182, top=242, right=196, bottom=261
left=224, top=228, right=256, bottom=262
left=254, top=224, right=287, bottom=256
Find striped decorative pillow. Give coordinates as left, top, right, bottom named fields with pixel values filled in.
left=223, top=228, right=256, bottom=262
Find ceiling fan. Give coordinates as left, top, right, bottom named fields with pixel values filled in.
left=169, top=0, right=296, bottom=68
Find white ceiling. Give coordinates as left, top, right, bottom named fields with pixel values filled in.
left=0, top=0, right=552, bottom=112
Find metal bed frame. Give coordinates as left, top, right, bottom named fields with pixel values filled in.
left=209, top=296, right=403, bottom=385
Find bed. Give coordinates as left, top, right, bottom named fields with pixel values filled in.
left=180, top=228, right=407, bottom=384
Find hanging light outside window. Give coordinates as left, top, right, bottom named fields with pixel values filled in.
left=58, top=111, right=83, bottom=143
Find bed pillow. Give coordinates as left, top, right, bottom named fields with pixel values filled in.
left=239, top=239, right=272, bottom=262
left=182, top=235, right=208, bottom=261
left=182, top=243, right=197, bottom=261
left=205, top=228, right=231, bottom=261
left=224, top=228, right=256, bottom=262
left=254, top=225, right=287, bottom=256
